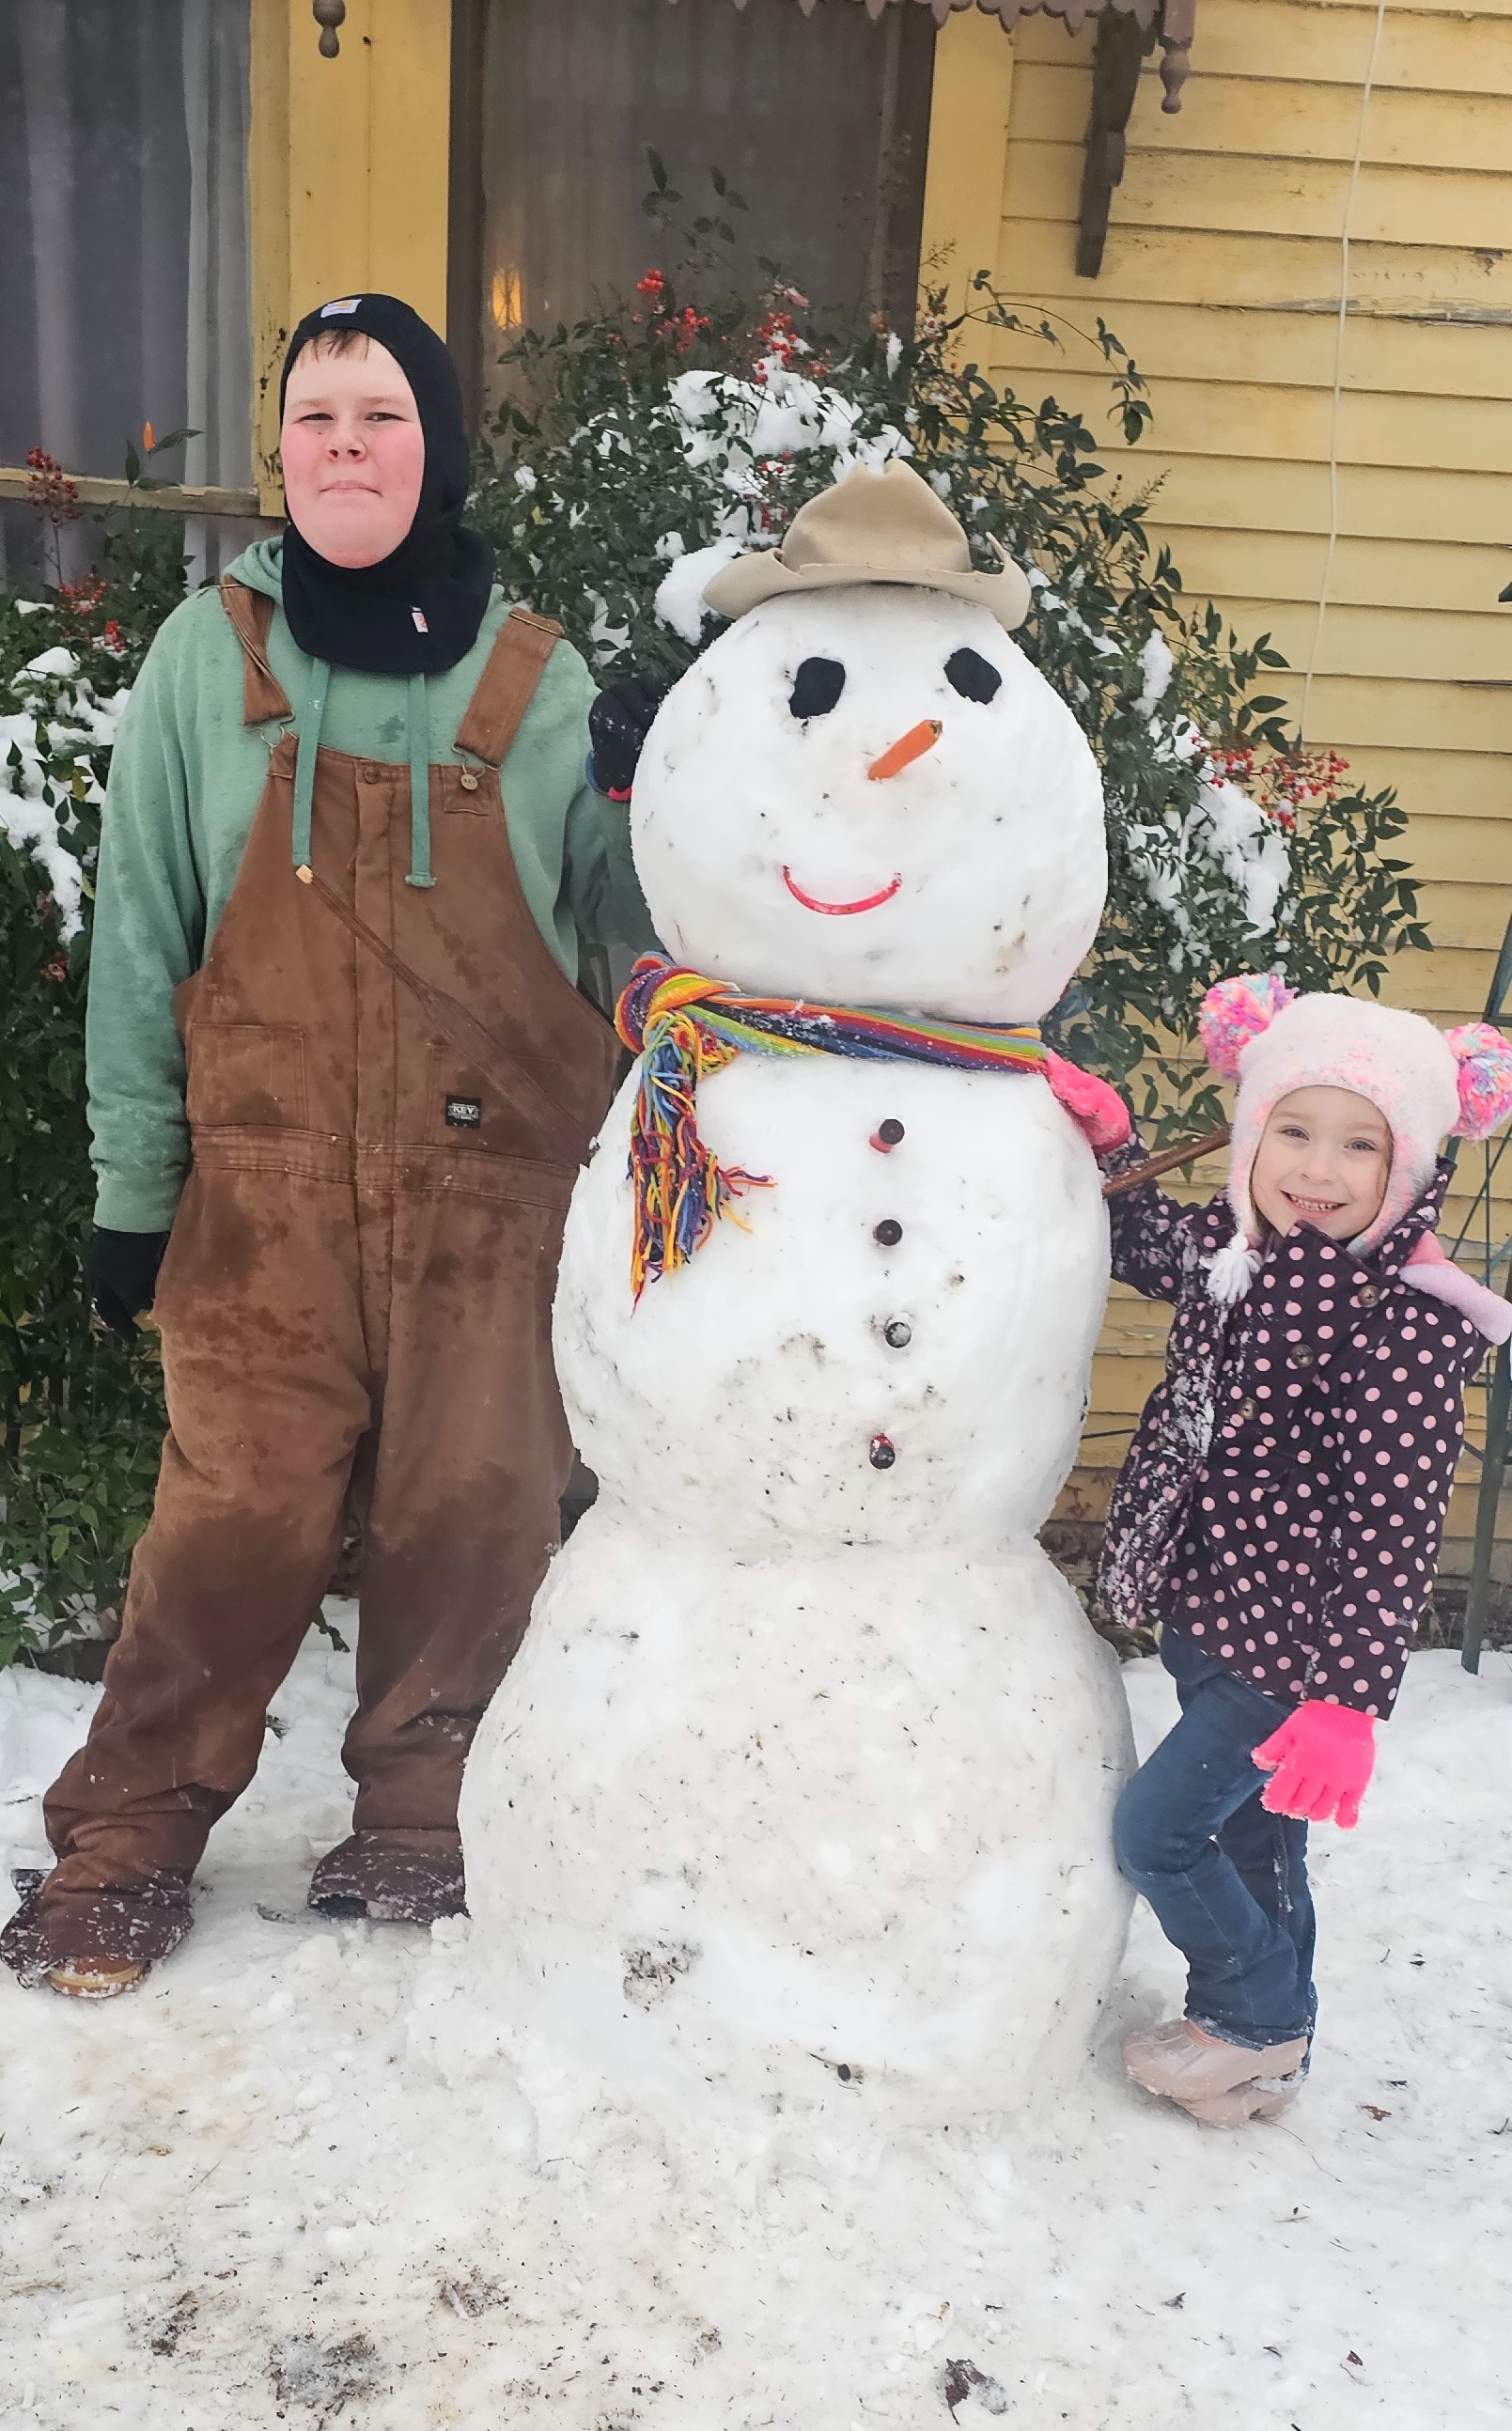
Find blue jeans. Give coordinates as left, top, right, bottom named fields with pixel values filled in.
left=1114, top=1632, right=1317, bottom=2051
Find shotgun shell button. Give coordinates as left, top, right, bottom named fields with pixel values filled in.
left=868, top=1434, right=896, bottom=1470
left=460, top=770, right=479, bottom=791
left=884, top=1319, right=912, bottom=1348
left=873, top=1218, right=903, bottom=1247
left=870, top=1118, right=906, bottom=1152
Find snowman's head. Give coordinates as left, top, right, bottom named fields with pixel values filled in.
left=631, top=584, right=1108, bottom=1022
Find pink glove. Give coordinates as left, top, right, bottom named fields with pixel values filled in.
left=1253, top=1701, right=1376, bottom=1829
left=1042, top=1051, right=1132, bottom=1152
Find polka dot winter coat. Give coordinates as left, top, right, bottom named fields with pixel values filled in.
left=1096, top=1145, right=1487, bottom=1718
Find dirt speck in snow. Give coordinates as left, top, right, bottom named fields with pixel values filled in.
left=622, top=1940, right=698, bottom=2006
left=269, top=2330, right=382, bottom=2418
left=436, top=2265, right=509, bottom=2318
left=941, top=2356, right=1009, bottom=2415
left=137, top=2285, right=198, bottom=2356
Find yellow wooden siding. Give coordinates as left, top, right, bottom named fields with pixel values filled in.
left=927, top=0, right=1512, bottom=1574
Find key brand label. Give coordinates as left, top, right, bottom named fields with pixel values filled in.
left=445, top=1096, right=483, bottom=1130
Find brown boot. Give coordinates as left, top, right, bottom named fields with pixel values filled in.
left=307, top=1829, right=466, bottom=1925
left=1, top=1866, right=194, bottom=1997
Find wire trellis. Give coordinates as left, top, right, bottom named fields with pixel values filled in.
left=1438, top=915, right=1512, bottom=1671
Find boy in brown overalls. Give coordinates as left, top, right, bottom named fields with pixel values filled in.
left=3, top=295, right=658, bottom=1997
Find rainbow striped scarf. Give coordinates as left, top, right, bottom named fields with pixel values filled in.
left=615, top=954, right=1047, bottom=1301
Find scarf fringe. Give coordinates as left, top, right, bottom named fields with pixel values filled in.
left=627, top=1014, right=772, bottom=1301
left=616, top=956, right=1049, bottom=1301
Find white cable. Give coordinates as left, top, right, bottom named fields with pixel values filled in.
left=1301, top=0, right=1390, bottom=740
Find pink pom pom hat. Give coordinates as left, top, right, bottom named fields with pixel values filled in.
left=1199, top=977, right=1512, bottom=1258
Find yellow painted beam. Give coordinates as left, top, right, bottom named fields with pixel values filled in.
left=0, top=469, right=260, bottom=515
left=919, top=8, right=1016, bottom=323
left=249, top=0, right=292, bottom=510
left=248, top=0, right=452, bottom=514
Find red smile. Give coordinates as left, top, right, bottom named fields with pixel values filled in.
left=782, top=867, right=902, bottom=916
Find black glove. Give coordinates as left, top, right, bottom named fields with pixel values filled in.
left=588, top=669, right=669, bottom=800
left=85, top=1228, right=170, bottom=1345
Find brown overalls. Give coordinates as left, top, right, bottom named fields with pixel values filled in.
left=31, top=583, right=617, bottom=1954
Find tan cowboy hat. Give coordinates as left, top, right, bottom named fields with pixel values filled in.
left=702, top=458, right=1031, bottom=631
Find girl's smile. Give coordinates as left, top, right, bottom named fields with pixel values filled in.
left=1249, top=1084, right=1392, bottom=1242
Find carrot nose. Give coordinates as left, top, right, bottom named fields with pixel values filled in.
left=867, top=719, right=942, bottom=782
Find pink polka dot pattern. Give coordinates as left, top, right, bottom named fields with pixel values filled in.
left=1097, top=1142, right=1483, bottom=1720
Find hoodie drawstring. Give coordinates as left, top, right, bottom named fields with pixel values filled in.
left=290, top=661, right=433, bottom=890
left=291, top=659, right=332, bottom=876
left=405, top=671, right=433, bottom=889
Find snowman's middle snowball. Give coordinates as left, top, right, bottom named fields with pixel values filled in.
left=631, top=585, right=1107, bottom=1025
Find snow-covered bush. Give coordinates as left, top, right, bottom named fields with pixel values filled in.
left=475, top=222, right=1426, bottom=1142
left=1, top=481, right=186, bottom=1660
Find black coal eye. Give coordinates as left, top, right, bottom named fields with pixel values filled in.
left=944, top=647, right=1002, bottom=704
left=789, top=657, right=847, bottom=720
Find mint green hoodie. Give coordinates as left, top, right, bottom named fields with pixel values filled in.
left=86, top=539, right=656, bottom=1232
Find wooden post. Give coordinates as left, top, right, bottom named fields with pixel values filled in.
left=918, top=6, right=1016, bottom=322
left=247, top=0, right=453, bottom=514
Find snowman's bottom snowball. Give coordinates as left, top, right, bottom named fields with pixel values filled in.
left=460, top=1519, right=1135, bottom=2134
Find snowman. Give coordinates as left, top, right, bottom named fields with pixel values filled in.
left=460, top=462, right=1134, bottom=2144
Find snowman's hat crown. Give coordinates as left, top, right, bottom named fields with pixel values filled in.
left=703, top=460, right=1031, bottom=631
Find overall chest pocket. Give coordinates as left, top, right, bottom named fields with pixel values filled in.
left=185, top=1023, right=308, bottom=1130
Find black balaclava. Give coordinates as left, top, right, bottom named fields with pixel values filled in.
left=278, top=293, right=493, bottom=678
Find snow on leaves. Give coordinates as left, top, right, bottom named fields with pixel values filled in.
left=0, top=641, right=129, bottom=940
left=650, top=353, right=911, bottom=644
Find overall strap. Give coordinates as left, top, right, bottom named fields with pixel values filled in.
left=219, top=578, right=293, bottom=725
left=454, top=605, right=563, bottom=767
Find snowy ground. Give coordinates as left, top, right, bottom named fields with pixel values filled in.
left=1, top=1625, right=1508, bottom=2429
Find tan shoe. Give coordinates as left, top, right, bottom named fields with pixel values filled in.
left=44, top=1959, right=147, bottom=2000
left=1124, top=2017, right=1309, bottom=2108
left=1179, top=2071, right=1303, bottom=2128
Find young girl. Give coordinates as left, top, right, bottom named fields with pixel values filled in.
left=1097, top=976, right=1512, bottom=2127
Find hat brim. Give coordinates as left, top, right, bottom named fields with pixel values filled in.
left=702, top=543, right=1032, bottom=633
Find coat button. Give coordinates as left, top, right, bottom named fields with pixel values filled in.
left=873, top=1218, right=903, bottom=1246
left=883, top=1318, right=912, bottom=1348
left=1238, top=1397, right=1257, bottom=1421
left=1293, top=1346, right=1315, bottom=1368
left=459, top=770, right=479, bottom=792
left=361, top=763, right=383, bottom=784
left=1355, top=1283, right=1380, bottom=1308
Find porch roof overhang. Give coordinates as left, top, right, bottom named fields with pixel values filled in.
left=310, top=0, right=1194, bottom=276
left=313, top=0, right=1194, bottom=113
left=705, top=0, right=1201, bottom=275
left=725, top=0, right=1195, bottom=115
